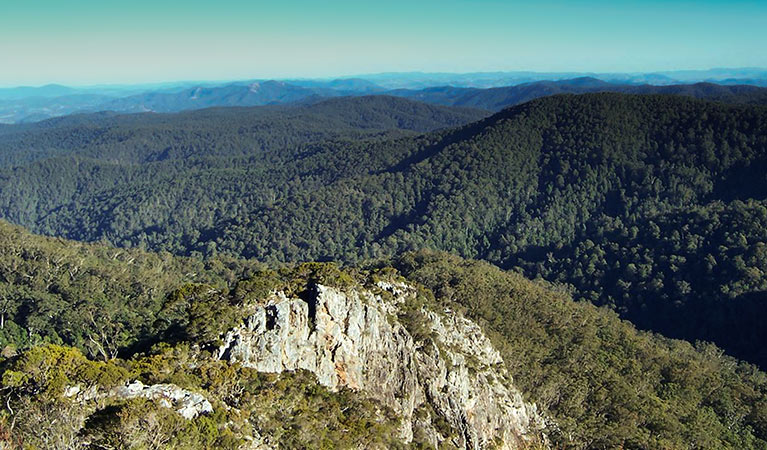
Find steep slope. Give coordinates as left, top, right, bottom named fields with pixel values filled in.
left=391, top=251, right=767, bottom=449
left=186, top=94, right=767, bottom=367
left=0, top=96, right=486, bottom=239
left=0, top=223, right=546, bottom=449
left=0, top=220, right=260, bottom=356
left=171, top=93, right=767, bottom=262
left=2, top=93, right=767, bottom=369
left=2, top=344, right=409, bottom=449
left=1, top=224, right=767, bottom=448
left=215, top=280, right=545, bottom=448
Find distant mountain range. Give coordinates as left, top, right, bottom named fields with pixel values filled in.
left=4, top=88, right=767, bottom=448
left=2, top=68, right=767, bottom=123
left=355, top=68, right=767, bottom=88
left=100, top=81, right=326, bottom=113
left=390, top=77, right=767, bottom=110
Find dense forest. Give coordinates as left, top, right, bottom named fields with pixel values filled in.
left=1, top=222, right=767, bottom=448
left=1, top=93, right=766, bottom=371
left=0, top=95, right=487, bottom=167
left=392, top=78, right=767, bottom=111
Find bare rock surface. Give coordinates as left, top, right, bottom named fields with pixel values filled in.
left=110, top=381, right=214, bottom=419
left=217, top=280, right=547, bottom=449
left=66, top=380, right=213, bottom=420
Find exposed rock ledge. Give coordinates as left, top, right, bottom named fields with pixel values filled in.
left=65, top=381, right=213, bottom=419
left=217, top=280, right=546, bottom=449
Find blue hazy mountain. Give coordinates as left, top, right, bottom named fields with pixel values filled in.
left=2, top=69, right=767, bottom=123
left=279, top=78, right=385, bottom=93
left=356, top=68, right=767, bottom=89
left=0, top=84, right=79, bottom=100
left=389, top=78, right=767, bottom=111
left=99, top=81, right=327, bottom=113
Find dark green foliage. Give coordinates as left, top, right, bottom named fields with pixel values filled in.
left=523, top=199, right=767, bottom=367
left=231, top=269, right=283, bottom=305
left=1, top=224, right=767, bottom=448
left=391, top=250, right=767, bottom=449
left=241, top=369, right=404, bottom=449
left=159, top=284, right=240, bottom=347
left=0, top=221, right=367, bottom=361
left=0, top=343, right=404, bottom=449
left=0, top=95, right=486, bottom=167
left=4, top=91, right=767, bottom=447
left=393, top=78, right=767, bottom=111
left=2, top=93, right=767, bottom=368
left=0, top=221, right=261, bottom=359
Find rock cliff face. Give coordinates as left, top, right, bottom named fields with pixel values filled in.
left=217, top=280, right=546, bottom=449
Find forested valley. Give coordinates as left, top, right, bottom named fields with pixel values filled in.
left=1, top=93, right=766, bottom=369
left=1, top=222, right=767, bottom=448
left=2, top=90, right=767, bottom=448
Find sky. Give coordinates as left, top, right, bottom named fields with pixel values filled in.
left=1, top=0, right=766, bottom=86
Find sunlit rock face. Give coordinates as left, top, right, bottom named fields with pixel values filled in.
left=65, top=380, right=213, bottom=420
left=110, top=381, right=214, bottom=420
left=218, top=281, right=547, bottom=449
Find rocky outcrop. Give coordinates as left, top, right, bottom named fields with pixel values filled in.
left=109, top=381, right=214, bottom=419
left=217, top=280, right=546, bottom=449
left=65, top=381, right=213, bottom=419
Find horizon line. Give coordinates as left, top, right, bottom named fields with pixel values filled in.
left=1, top=66, right=767, bottom=90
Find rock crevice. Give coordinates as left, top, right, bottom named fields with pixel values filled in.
left=217, top=281, right=545, bottom=449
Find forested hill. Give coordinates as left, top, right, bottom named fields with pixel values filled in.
left=2, top=93, right=767, bottom=370
left=2, top=221, right=767, bottom=448
left=0, top=95, right=487, bottom=167
left=391, top=78, right=767, bottom=111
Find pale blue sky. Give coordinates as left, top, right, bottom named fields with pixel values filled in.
left=1, top=0, right=765, bottom=86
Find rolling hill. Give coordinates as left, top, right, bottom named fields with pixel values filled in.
left=1, top=93, right=767, bottom=373
left=0, top=95, right=487, bottom=167
left=391, top=78, right=767, bottom=110
left=4, top=76, right=767, bottom=124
